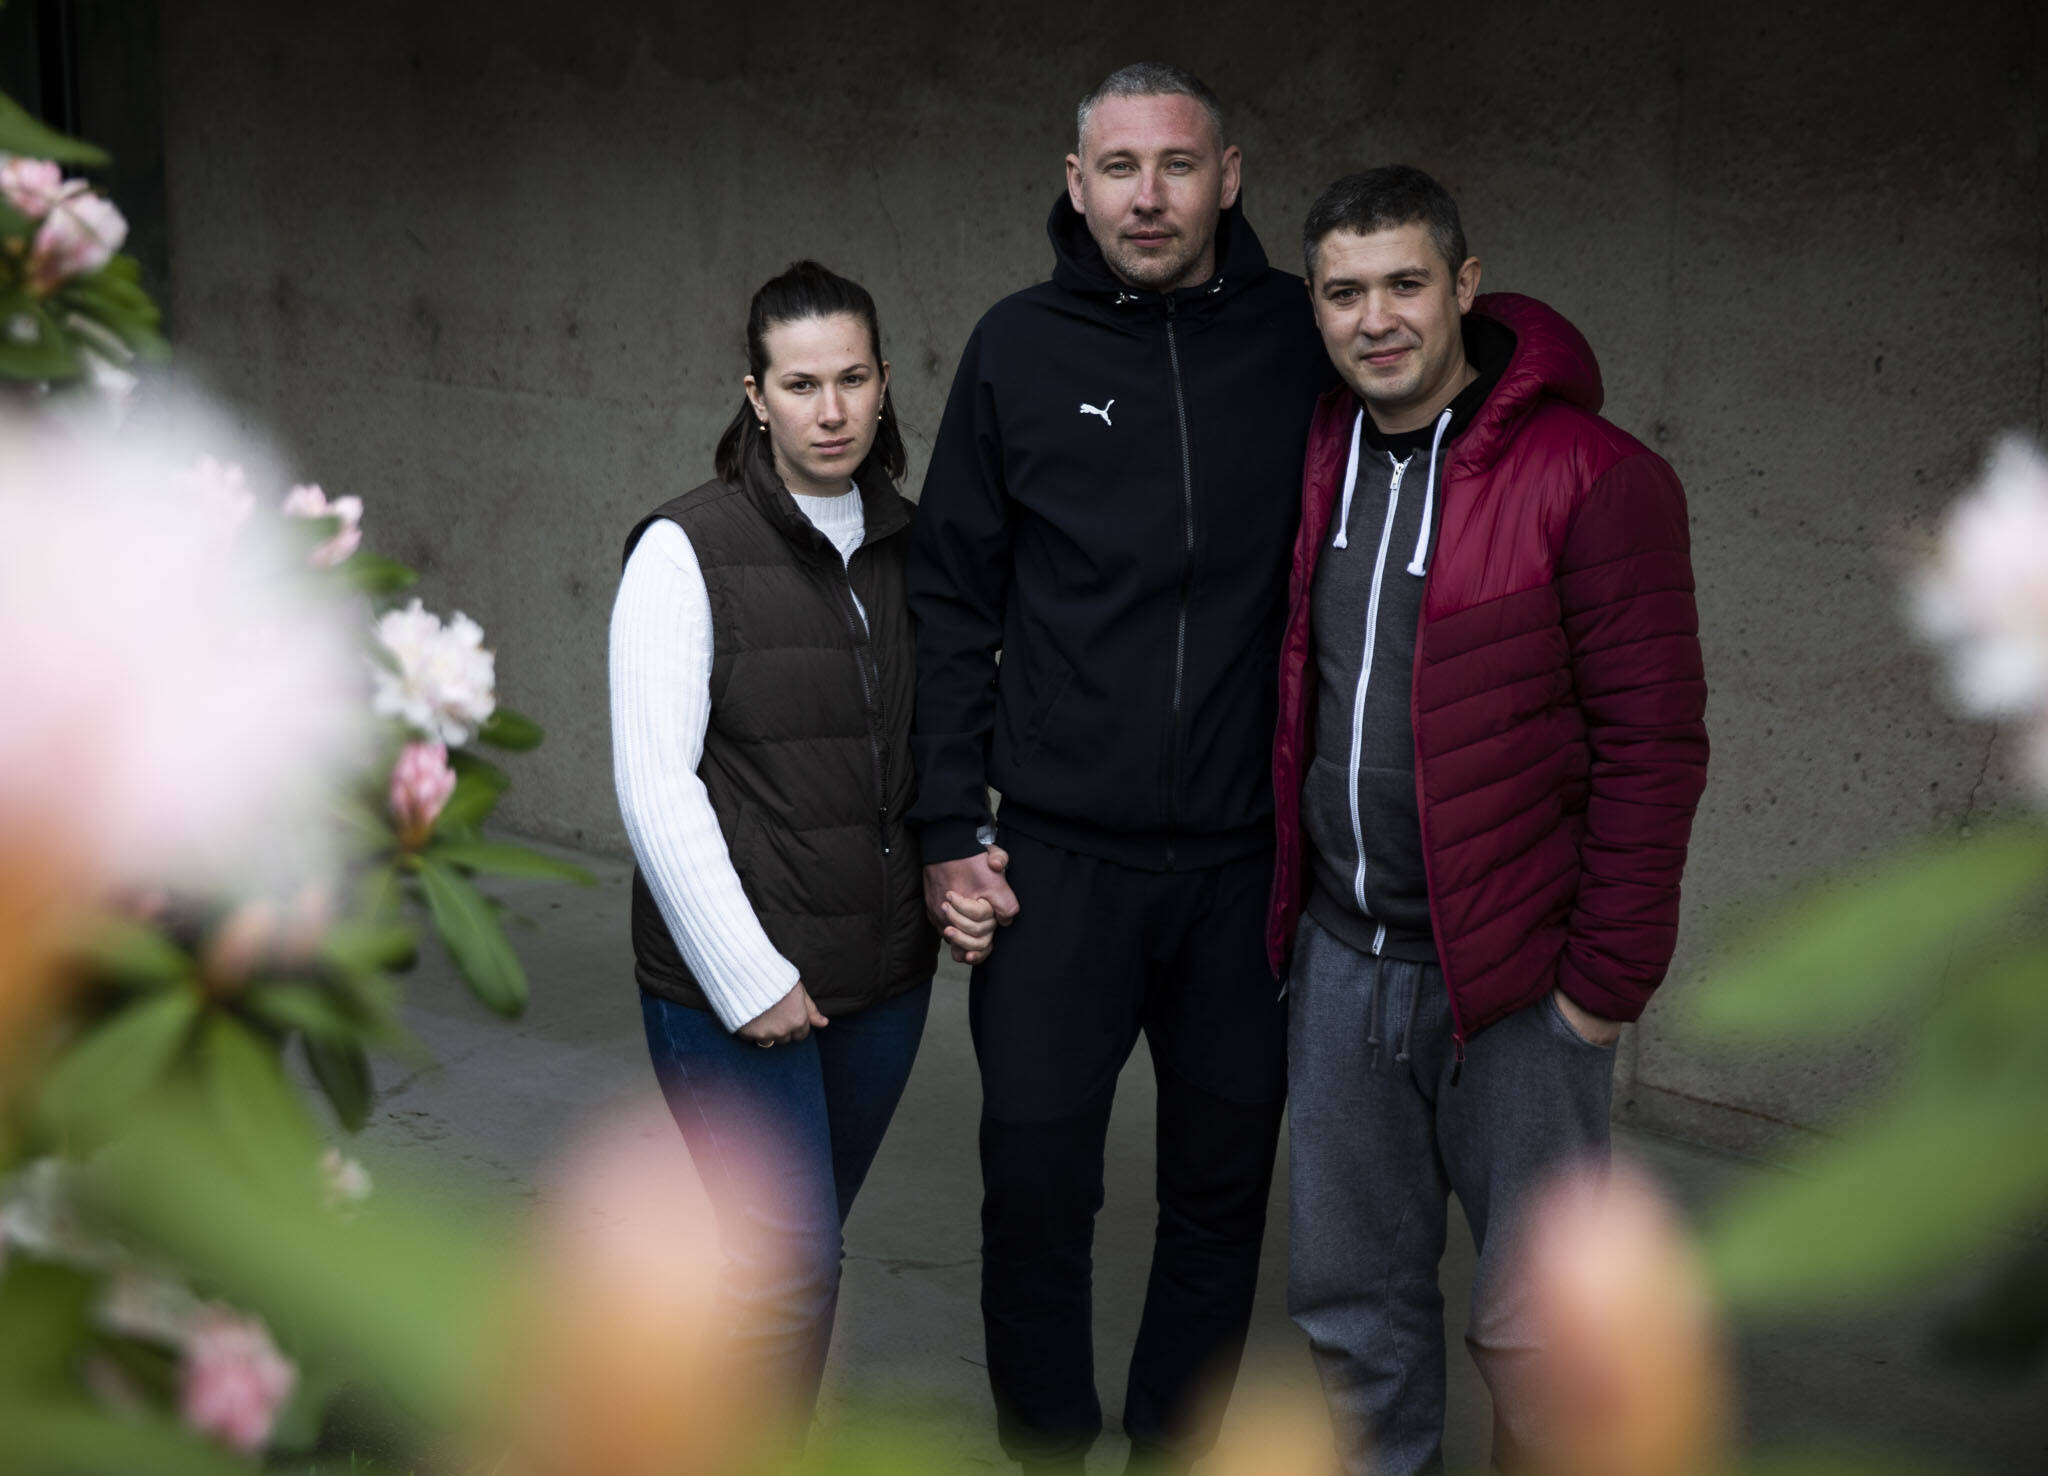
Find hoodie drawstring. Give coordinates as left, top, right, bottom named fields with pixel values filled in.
left=1332, top=408, right=1364, bottom=550
left=1364, top=956, right=1383, bottom=1070
left=1393, top=971, right=1422, bottom=1065
left=1405, top=407, right=1453, bottom=576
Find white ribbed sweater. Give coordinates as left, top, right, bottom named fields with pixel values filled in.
left=609, top=486, right=868, bottom=1031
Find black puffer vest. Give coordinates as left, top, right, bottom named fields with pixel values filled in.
left=623, top=435, right=936, bottom=1018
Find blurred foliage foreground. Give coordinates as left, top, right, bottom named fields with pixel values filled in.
left=5, top=73, right=2048, bottom=1476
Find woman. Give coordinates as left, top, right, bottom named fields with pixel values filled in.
left=609, top=261, right=997, bottom=1428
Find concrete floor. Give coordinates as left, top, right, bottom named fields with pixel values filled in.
left=353, top=846, right=2048, bottom=1474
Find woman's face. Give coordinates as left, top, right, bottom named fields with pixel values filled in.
left=744, top=313, right=889, bottom=498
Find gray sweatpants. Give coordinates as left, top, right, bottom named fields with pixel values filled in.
left=1286, top=916, right=1616, bottom=1476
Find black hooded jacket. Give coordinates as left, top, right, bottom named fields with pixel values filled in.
left=907, top=195, right=1334, bottom=870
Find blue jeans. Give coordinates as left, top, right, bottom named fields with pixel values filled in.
left=640, top=982, right=931, bottom=1426
left=1286, top=917, right=1616, bottom=1476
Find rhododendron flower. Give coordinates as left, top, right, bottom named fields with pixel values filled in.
left=180, top=1305, right=297, bottom=1455
left=0, top=410, right=372, bottom=900
left=281, top=482, right=363, bottom=566
left=1514, top=1164, right=1730, bottom=1476
left=0, top=156, right=74, bottom=218
left=26, top=189, right=126, bottom=293
left=1912, top=435, right=2048, bottom=798
left=390, top=739, right=458, bottom=848
left=373, top=599, right=497, bottom=746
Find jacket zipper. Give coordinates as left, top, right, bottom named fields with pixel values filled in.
left=1344, top=419, right=1407, bottom=956
left=1164, top=297, right=1196, bottom=871
left=828, top=544, right=893, bottom=995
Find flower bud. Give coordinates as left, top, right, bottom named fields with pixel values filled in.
left=390, top=740, right=457, bottom=850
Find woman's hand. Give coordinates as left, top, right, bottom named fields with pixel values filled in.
left=737, top=982, right=828, bottom=1047
left=942, top=891, right=1001, bottom=965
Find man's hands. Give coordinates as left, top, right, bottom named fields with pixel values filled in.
left=924, top=845, right=1019, bottom=964
left=1550, top=987, right=1623, bottom=1048
left=737, top=981, right=828, bottom=1047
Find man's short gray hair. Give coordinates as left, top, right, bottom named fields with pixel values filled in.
left=1075, top=62, right=1226, bottom=154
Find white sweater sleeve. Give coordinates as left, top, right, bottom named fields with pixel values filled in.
left=609, top=520, right=801, bottom=1031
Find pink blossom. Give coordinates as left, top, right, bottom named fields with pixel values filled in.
left=280, top=483, right=364, bottom=566
left=2, top=412, right=372, bottom=900
left=180, top=1305, right=297, bottom=1455
left=0, top=157, right=74, bottom=218
left=373, top=600, right=497, bottom=746
left=390, top=739, right=457, bottom=848
left=25, top=189, right=126, bottom=293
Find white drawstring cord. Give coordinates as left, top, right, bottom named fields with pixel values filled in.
left=1333, top=408, right=1364, bottom=549
left=1406, top=406, right=1453, bottom=576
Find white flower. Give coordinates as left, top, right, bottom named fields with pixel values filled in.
left=372, top=598, right=497, bottom=746
left=321, top=1147, right=373, bottom=1208
left=280, top=482, right=363, bottom=567
left=0, top=407, right=373, bottom=898
left=1911, top=435, right=2048, bottom=798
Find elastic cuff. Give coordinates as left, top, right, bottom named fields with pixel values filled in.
left=1554, top=959, right=1648, bottom=1024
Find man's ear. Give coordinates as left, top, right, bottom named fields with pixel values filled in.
left=1219, top=144, right=1243, bottom=211
left=1455, top=256, right=1482, bottom=314
left=1065, top=153, right=1086, bottom=215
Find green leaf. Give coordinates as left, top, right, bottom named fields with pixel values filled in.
left=342, top=550, right=419, bottom=596
left=1690, top=827, right=2048, bottom=1039
left=430, top=837, right=594, bottom=884
left=1705, top=1073, right=2048, bottom=1311
left=477, top=705, right=545, bottom=750
left=73, top=914, right=193, bottom=989
left=0, top=93, right=110, bottom=166
left=0, top=300, right=84, bottom=381
left=322, top=916, right=418, bottom=973
left=437, top=751, right=509, bottom=831
left=200, top=1013, right=319, bottom=1174
left=418, top=856, right=527, bottom=1015
left=304, top=1035, right=375, bottom=1133
left=0, top=1259, right=98, bottom=1394
left=244, top=980, right=369, bottom=1043
left=0, top=1400, right=267, bottom=1475
left=36, top=985, right=202, bottom=1141
left=81, top=1090, right=501, bottom=1424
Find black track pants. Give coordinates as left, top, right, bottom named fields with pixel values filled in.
left=969, top=829, right=1288, bottom=1464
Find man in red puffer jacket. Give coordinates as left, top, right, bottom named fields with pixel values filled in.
left=1270, top=166, right=1708, bottom=1476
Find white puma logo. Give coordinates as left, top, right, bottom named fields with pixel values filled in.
left=1079, top=399, right=1115, bottom=426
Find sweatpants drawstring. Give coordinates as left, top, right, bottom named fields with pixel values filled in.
left=1393, top=973, right=1422, bottom=1065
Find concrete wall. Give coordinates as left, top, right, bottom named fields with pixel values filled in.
left=154, top=0, right=2047, bottom=1152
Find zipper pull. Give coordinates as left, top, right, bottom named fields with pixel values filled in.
left=1450, top=1035, right=1466, bottom=1087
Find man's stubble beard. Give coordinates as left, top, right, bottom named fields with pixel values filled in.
left=1102, top=225, right=1215, bottom=293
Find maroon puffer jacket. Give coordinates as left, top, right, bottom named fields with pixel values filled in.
left=1267, top=292, right=1708, bottom=1045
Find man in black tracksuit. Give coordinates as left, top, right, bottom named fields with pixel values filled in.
left=907, top=64, right=1332, bottom=1474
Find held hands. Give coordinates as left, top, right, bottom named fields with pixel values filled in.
left=737, top=981, right=828, bottom=1047
left=1550, top=987, right=1624, bottom=1048
left=923, top=844, right=1019, bottom=964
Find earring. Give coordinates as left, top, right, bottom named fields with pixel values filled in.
left=757, top=422, right=767, bottom=432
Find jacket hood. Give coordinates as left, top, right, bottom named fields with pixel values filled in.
left=1045, top=191, right=1273, bottom=304
left=1454, top=292, right=1605, bottom=474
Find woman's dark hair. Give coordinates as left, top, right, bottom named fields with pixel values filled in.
left=713, top=260, right=908, bottom=486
